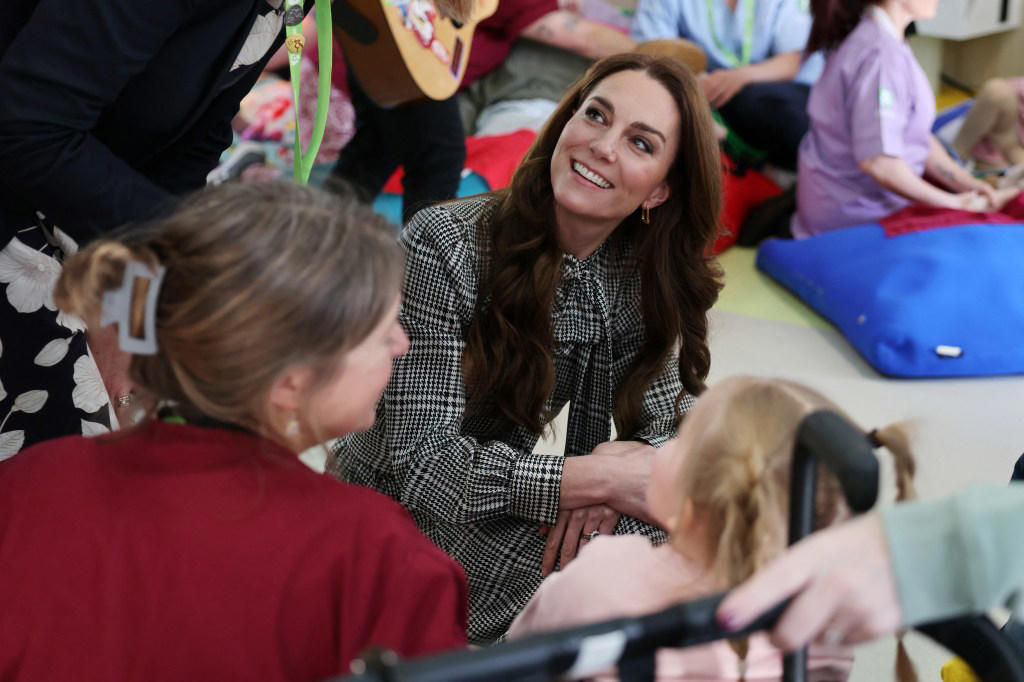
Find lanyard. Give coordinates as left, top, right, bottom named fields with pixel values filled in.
left=283, top=0, right=333, bottom=184
left=704, top=0, right=755, bottom=67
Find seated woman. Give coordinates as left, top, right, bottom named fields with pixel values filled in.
left=0, top=182, right=467, bottom=681
left=331, top=53, right=723, bottom=642
left=631, top=0, right=825, bottom=170
left=793, top=0, right=1022, bottom=238
left=508, top=375, right=917, bottom=681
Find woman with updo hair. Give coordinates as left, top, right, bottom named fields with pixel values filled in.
left=0, top=181, right=467, bottom=681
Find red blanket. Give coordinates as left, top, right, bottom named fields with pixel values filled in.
left=882, top=191, right=1024, bottom=236
left=383, top=130, right=537, bottom=195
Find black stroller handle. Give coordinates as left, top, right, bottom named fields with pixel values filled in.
left=337, top=593, right=790, bottom=682
left=784, top=410, right=880, bottom=682
left=333, top=409, right=1024, bottom=682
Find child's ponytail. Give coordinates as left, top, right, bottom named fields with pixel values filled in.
left=872, top=424, right=918, bottom=502
left=715, top=450, right=783, bottom=680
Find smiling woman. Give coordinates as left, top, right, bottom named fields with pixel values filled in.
left=331, top=53, right=723, bottom=642
left=550, top=70, right=680, bottom=256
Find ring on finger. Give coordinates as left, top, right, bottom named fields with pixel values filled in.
left=115, top=394, right=132, bottom=408
left=581, top=529, right=600, bottom=542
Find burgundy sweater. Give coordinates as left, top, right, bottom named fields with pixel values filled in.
left=0, top=420, right=467, bottom=681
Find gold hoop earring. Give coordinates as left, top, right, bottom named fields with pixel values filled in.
left=641, top=205, right=650, bottom=224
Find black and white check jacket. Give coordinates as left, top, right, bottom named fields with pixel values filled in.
left=330, top=197, right=693, bottom=642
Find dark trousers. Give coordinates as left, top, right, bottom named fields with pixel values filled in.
left=330, top=74, right=466, bottom=225
left=718, top=81, right=811, bottom=171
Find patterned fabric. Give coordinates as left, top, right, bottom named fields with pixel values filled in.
left=0, top=223, right=111, bottom=461
left=330, top=196, right=692, bottom=642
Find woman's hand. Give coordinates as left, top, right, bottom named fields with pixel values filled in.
left=698, top=69, right=749, bottom=109
left=589, top=440, right=657, bottom=523
left=86, top=324, right=135, bottom=426
left=717, top=513, right=902, bottom=650
left=539, top=504, right=620, bottom=576
left=560, top=440, right=658, bottom=524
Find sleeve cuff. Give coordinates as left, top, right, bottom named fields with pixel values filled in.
left=509, top=452, right=565, bottom=526
left=632, top=429, right=673, bottom=449
left=883, top=497, right=974, bottom=627
left=883, top=485, right=1024, bottom=627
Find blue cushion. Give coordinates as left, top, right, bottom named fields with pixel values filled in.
left=372, top=172, right=491, bottom=227
left=756, top=224, right=1024, bottom=377
left=932, top=99, right=973, bottom=132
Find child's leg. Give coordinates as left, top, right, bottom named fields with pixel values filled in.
left=953, top=79, right=1022, bottom=164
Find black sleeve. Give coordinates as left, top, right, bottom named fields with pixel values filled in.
left=0, top=0, right=195, bottom=240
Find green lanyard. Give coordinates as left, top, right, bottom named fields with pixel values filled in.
left=283, top=0, right=333, bottom=184
left=704, top=0, right=755, bottom=67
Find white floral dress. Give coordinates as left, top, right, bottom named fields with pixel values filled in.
left=0, top=224, right=110, bottom=461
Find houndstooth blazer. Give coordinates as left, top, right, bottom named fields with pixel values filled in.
left=330, top=196, right=694, bottom=642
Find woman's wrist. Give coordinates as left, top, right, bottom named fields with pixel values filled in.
left=561, top=456, right=612, bottom=508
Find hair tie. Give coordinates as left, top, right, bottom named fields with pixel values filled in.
left=99, top=260, right=165, bottom=355
left=867, top=428, right=882, bottom=448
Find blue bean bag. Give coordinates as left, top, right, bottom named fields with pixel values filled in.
left=372, top=172, right=490, bottom=226
left=756, top=224, right=1024, bottom=377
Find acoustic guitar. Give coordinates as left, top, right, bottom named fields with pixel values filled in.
left=333, top=0, right=498, bottom=107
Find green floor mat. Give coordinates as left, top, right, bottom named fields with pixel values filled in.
left=715, top=246, right=830, bottom=330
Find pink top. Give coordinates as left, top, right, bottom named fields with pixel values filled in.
left=508, top=535, right=852, bottom=681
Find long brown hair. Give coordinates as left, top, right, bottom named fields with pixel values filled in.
left=806, top=0, right=876, bottom=53
left=462, top=53, right=723, bottom=436
left=54, top=181, right=403, bottom=439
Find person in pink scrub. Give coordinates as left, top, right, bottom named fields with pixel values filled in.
left=792, top=0, right=1003, bottom=237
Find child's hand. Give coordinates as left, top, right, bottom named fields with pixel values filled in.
left=952, top=190, right=989, bottom=212
left=540, top=504, right=620, bottom=576
left=972, top=181, right=1000, bottom=209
